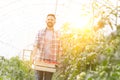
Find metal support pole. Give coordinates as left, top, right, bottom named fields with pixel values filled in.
left=55, top=0, right=58, bottom=15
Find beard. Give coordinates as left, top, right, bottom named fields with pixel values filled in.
left=47, top=22, right=54, bottom=28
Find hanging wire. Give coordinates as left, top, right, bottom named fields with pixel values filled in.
left=55, top=0, right=58, bottom=15
left=0, top=40, right=19, bottom=50
left=91, top=0, right=95, bottom=30
left=116, top=0, right=118, bottom=26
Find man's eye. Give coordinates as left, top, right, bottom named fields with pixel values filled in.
left=48, top=19, right=53, bottom=21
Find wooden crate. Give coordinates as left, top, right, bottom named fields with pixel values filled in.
left=32, top=61, right=56, bottom=72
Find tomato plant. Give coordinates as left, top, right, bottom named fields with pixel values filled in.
left=0, top=56, right=35, bottom=80
left=52, top=24, right=120, bottom=80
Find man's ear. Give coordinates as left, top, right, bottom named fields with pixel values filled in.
left=45, top=20, right=47, bottom=23
left=54, top=20, right=56, bottom=24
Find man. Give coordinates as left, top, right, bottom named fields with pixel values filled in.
left=31, top=14, right=62, bottom=80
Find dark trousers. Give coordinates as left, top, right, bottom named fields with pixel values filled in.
left=35, top=70, right=53, bottom=80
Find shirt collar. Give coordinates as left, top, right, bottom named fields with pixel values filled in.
left=45, top=27, right=54, bottom=32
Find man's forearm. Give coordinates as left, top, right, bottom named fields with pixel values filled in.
left=31, top=46, right=38, bottom=63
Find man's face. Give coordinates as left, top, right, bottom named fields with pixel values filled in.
left=46, top=16, right=56, bottom=28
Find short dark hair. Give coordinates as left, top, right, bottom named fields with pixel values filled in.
left=47, top=14, right=56, bottom=19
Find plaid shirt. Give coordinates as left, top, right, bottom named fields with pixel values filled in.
left=34, top=28, right=62, bottom=63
